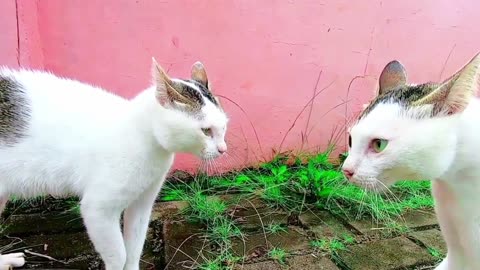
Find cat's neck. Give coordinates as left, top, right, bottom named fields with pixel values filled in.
left=442, top=99, right=480, bottom=176
left=116, top=87, right=171, bottom=158
left=436, top=98, right=480, bottom=201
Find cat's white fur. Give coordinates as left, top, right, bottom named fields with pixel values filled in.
left=343, top=54, right=480, bottom=270
left=0, top=253, right=24, bottom=269
left=0, top=59, right=228, bottom=269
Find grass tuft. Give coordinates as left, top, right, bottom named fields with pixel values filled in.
left=265, top=222, right=287, bottom=235
left=311, top=238, right=347, bottom=255
left=268, top=247, right=287, bottom=264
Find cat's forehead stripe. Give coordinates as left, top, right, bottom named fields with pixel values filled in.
left=360, top=83, right=438, bottom=119
left=184, top=79, right=218, bottom=106
left=173, top=79, right=219, bottom=108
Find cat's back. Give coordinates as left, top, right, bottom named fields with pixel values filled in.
left=0, top=67, right=129, bottom=140
left=0, top=67, right=134, bottom=196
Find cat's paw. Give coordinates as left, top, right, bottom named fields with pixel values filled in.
left=0, top=253, right=25, bottom=269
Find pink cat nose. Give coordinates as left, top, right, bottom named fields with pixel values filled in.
left=343, top=168, right=354, bottom=179
left=217, top=144, right=227, bottom=154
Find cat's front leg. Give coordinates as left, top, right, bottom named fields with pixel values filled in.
left=81, top=197, right=126, bottom=270
left=123, top=181, right=163, bottom=270
left=432, top=180, right=464, bottom=269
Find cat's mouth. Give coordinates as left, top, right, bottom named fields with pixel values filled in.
left=350, top=176, right=391, bottom=193
left=199, top=151, right=221, bottom=161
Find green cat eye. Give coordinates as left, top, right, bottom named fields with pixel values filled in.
left=202, top=128, right=213, bottom=137
left=372, top=139, right=388, bottom=153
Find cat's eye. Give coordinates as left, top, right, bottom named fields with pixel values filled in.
left=348, top=135, right=352, bottom=148
left=202, top=128, right=212, bottom=137
left=371, top=139, right=388, bottom=153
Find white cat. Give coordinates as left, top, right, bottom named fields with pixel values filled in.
left=342, top=53, right=480, bottom=270
left=0, top=59, right=228, bottom=270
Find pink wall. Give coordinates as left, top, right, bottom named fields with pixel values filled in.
left=1, top=0, right=480, bottom=171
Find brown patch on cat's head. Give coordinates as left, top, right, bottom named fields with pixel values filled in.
left=360, top=52, right=480, bottom=119
left=360, top=83, right=439, bottom=119
left=152, top=58, right=221, bottom=116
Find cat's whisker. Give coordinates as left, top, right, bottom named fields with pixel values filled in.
left=356, top=187, right=368, bottom=220
left=375, top=180, right=402, bottom=207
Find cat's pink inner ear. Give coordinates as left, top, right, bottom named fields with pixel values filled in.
left=191, top=61, right=208, bottom=87
left=378, top=60, right=407, bottom=95
left=151, top=57, right=193, bottom=107
left=362, top=103, right=369, bottom=110
left=151, top=57, right=172, bottom=87
left=413, top=52, right=480, bottom=114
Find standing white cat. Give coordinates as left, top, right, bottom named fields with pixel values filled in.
left=343, top=53, right=480, bottom=270
left=0, top=59, right=228, bottom=270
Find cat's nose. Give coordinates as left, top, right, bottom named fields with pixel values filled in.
left=217, top=144, right=227, bottom=154
left=342, top=168, right=354, bottom=180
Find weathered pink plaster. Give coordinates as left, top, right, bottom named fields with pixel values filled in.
left=1, top=0, right=479, bottom=171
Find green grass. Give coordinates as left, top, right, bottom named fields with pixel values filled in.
left=427, top=247, right=444, bottom=261
left=311, top=238, right=347, bottom=255
left=268, top=247, right=287, bottom=264
left=162, top=149, right=433, bottom=223
left=381, top=221, right=411, bottom=237
left=197, top=251, right=242, bottom=270
left=157, top=148, right=434, bottom=268
left=207, top=218, right=242, bottom=248
left=265, top=222, right=287, bottom=235
left=185, top=192, right=227, bottom=223
left=198, top=260, right=225, bottom=270
left=340, top=233, right=355, bottom=244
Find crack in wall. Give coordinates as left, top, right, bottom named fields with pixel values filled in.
left=14, top=0, right=20, bottom=67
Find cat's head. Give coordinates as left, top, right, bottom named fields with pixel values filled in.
left=150, top=58, right=228, bottom=160
left=342, top=53, right=480, bottom=191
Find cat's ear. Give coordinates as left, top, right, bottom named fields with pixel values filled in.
left=191, top=61, right=209, bottom=88
left=412, top=53, right=480, bottom=115
left=152, top=57, right=194, bottom=107
left=378, top=60, right=407, bottom=95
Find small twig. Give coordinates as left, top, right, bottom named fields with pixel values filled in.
left=302, top=70, right=323, bottom=149
left=140, top=258, right=155, bottom=269
left=439, top=44, right=456, bottom=81
left=24, top=249, right=67, bottom=264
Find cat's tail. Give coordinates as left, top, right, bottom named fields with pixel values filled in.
left=0, top=253, right=25, bottom=269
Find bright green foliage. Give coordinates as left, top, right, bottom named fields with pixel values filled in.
left=208, top=218, right=242, bottom=248
left=185, top=192, right=227, bottom=223
left=161, top=149, right=433, bottom=223
left=161, top=187, right=187, bottom=201
left=268, top=247, right=287, bottom=264
left=197, top=251, right=241, bottom=270
left=341, top=233, right=355, bottom=244
left=427, top=247, right=444, bottom=260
